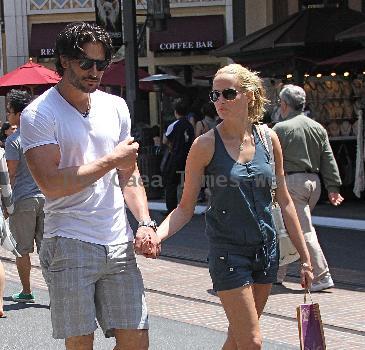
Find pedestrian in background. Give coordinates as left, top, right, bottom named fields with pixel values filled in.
left=195, top=102, right=217, bottom=138
left=5, top=89, right=44, bottom=304
left=21, top=22, right=159, bottom=350
left=0, top=121, right=17, bottom=148
left=151, top=64, right=313, bottom=349
left=162, top=98, right=194, bottom=215
left=273, top=84, right=343, bottom=291
left=195, top=102, right=218, bottom=203
left=0, top=145, right=14, bottom=318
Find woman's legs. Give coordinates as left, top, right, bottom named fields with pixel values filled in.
left=219, top=284, right=272, bottom=350
left=252, top=284, right=272, bottom=318
left=0, top=261, right=5, bottom=317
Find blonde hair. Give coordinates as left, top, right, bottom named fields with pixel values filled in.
left=215, top=64, right=268, bottom=123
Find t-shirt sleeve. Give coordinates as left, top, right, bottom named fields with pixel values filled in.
left=4, top=136, right=20, bottom=161
left=20, top=108, right=58, bottom=153
left=165, top=121, right=177, bottom=140
left=117, top=98, right=131, bottom=142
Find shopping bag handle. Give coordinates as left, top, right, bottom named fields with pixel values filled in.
left=304, top=288, right=314, bottom=304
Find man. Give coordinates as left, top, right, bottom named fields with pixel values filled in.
left=5, top=89, right=44, bottom=303
left=273, top=84, right=344, bottom=292
left=162, top=98, right=194, bottom=214
left=21, top=22, right=160, bottom=350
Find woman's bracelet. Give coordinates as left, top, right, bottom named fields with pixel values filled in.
left=300, top=262, right=313, bottom=272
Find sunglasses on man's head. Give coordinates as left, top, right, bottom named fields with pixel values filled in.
left=209, top=88, right=240, bottom=103
left=77, top=57, right=110, bottom=71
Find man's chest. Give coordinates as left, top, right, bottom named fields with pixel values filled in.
left=56, top=112, right=122, bottom=163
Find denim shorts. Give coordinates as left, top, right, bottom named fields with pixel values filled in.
left=208, top=240, right=279, bottom=292
left=40, top=237, right=148, bottom=339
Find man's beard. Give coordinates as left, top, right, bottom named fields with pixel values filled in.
left=67, top=66, right=100, bottom=93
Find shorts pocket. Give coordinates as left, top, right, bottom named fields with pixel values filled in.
left=48, top=238, right=91, bottom=272
left=39, top=237, right=60, bottom=270
left=227, top=253, right=251, bottom=272
left=209, top=253, right=250, bottom=276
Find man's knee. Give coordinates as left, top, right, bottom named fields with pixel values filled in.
left=115, top=329, right=149, bottom=350
left=65, top=333, right=94, bottom=350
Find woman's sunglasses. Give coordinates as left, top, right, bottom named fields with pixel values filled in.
left=77, top=57, right=110, bottom=71
left=209, top=88, right=240, bottom=103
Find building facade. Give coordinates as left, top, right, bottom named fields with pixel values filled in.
left=1, top=0, right=364, bottom=124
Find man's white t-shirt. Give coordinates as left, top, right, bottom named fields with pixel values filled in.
left=20, top=87, right=133, bottom=245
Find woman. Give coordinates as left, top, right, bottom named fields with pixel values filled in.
left=148, top=64, right=313, bottom=349
left=195, top=102, right=218, bottom=138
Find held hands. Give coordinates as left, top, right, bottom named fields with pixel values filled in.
left=112, top=137, right=139, bottom=170
left=328, top=192, right=344, bottom=206
left=134, top=227, right=161, bottom=259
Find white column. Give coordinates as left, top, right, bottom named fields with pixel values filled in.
left=246, top=0, right=269, bottom=35
left=4, top=0, right=29, bottom=72
left=225, top=0, right=234, bottom=64
left=225, top=0, right=234, bottom=44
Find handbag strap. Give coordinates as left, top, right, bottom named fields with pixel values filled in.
left=304, top=289, right=314, bottom=304
left=255, top=124, right=277, bottom=191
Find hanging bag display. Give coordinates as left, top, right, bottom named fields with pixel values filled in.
left=256, top=124, right=300, bottom=266
left=0, top=216, right=21, bottom=258
left=297, top=290, right=326, bottom=350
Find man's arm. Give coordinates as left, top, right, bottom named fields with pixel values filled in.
left=119, top=166, right=160, bottom=258
left=319, top=132, right=344, bottom=206
left=25, top=138, right=139, bottom=199
left=6, top=160, right=18, bottom=189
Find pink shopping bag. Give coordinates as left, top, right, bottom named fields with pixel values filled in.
left=297, top=291, right=326, bottom=350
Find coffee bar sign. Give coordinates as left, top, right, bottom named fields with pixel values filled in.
left=159, top=40, right=214, bottom=51
left=148, top=16, right=224, bottom=53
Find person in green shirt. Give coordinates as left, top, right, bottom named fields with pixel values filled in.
left=273, top=84, right=344, bottom=292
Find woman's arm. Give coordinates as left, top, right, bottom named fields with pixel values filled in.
left=156, top=132, right=214, bottom=241
left=270, top=130, right=313, bottom=287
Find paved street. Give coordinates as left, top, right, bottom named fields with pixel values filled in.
left=1, top=201, right=365, bottom=349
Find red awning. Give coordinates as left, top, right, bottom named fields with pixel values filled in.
left=101, top=60, right=153, bottom=91
left=149, top=15, right=225, bottom=52
left=0, top=59, right=60, bottom=95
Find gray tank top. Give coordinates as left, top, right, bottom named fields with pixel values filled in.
left=205, top=126, right=276, bottom=253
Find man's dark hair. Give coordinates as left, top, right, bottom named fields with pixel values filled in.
left=7, top=89, right=32, bottom=114
left=173, top=98, right=189, bottom=117
left=54, top=22, right=113, bottom=76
